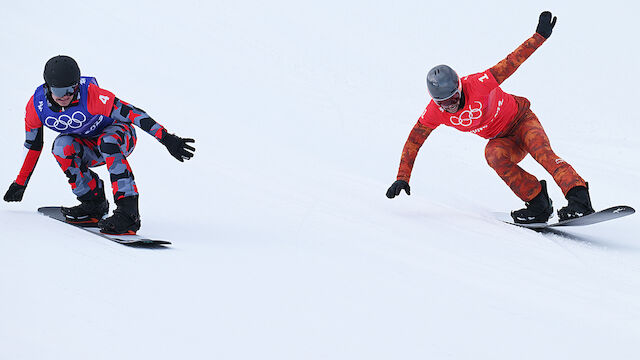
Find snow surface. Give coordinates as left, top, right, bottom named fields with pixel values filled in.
left=1, top=1, right=639, bottom=359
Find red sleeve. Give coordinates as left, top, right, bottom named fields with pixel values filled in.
left=396, top=121, right=433, bottom=182
left=16, top=96, right=44, bottom=186
left=25, top=95, right=42, bottom=130
left=86, top=83, right=116, bottom=116
left=16, top=147, right=41, bottom=186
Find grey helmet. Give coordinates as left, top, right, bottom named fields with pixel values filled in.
left=426, top=64, right=461, bottom=100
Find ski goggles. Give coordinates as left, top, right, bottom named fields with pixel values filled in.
left=434, top=89, right=461, bottom=108
left=49, top=84, right=79, bottom=98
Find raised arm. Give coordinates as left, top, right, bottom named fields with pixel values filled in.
left=489, top=11, right=557, bottom=85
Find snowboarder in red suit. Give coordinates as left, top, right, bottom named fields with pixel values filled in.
left=3, top=55, right=195, bottom=234
left=386, top=12, right=595, bottom=224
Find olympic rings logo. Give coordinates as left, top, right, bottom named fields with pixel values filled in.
left=44, top=111, right=87, bottom=131
left=450, top=101, right=483, bottom=127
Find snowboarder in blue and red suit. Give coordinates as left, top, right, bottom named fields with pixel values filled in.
left=3, top=55, right=195, bottom=234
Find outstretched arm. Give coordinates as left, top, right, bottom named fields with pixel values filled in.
left=4, top=99, right=44, bottom=202
left=110, top=98, right=168, bottom=140
left=387, top=121, right=433, bottom=198
left=16, top=126, right=43, bottom=187
left=489, top=11, right=557, bottom=85
left=396, top=121, right=433, bottom=183
left=110, top=98, right=195, bottom=161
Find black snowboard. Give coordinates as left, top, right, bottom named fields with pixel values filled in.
left=499, top=205, right=635, bottom=229
left=38, top=206, right=171, bottom=246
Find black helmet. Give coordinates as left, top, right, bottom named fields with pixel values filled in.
left=426, top=64, right=461, bottom=100
left=43, top=55, right=80, bottom=87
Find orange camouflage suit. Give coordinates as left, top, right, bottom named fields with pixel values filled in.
left=396, top=33, right=586, bottom=202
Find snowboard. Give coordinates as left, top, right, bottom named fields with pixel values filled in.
left=498, top=205, right=635, bottom=229
left=38, top=206, right=171, bottom=246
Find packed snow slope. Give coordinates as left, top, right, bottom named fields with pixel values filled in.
left=1, top=1, right=639, bottom=359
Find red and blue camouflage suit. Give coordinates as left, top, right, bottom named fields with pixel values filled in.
left=16, top=81, right=170, bottom=201
left=395, top=33, right=587, bottom=202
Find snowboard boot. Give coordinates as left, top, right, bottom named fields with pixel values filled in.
left=98, top=196, right=141, bottom=235
left=511, top=180, right=554, bottom=224
left=61, top=180, right=109, bottom=225
left=557, top=184, right=595, bottom=221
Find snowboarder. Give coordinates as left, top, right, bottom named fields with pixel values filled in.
left=386, top=11, right=595, bottom=224
left=3, top=55, right=195, bottom=234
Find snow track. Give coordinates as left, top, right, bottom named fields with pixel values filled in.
left=1, top=1, right=639, bottom=359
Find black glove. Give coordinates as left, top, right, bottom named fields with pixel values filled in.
left=386, top=180, right=410, bottom=199
left=536, top=11, right=557, bottom=39
left=4, top=182, right=26, bottom=202
left=161, top=133, right=195, bottom=162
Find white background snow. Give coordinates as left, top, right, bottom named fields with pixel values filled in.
left=1, top=1, right=639, bottom=359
